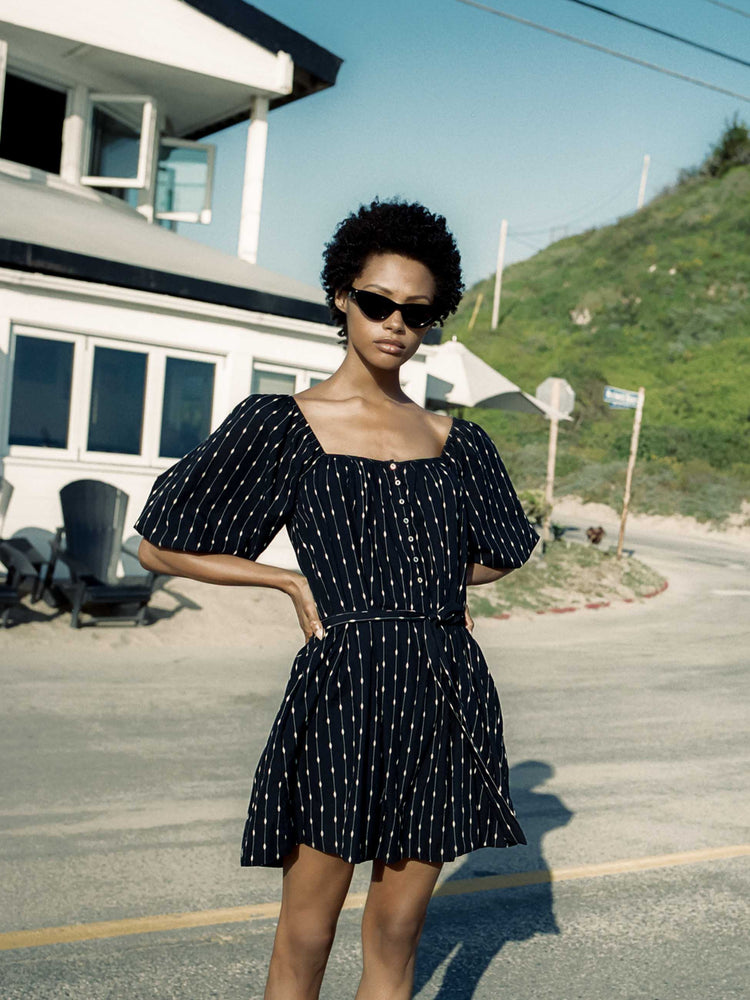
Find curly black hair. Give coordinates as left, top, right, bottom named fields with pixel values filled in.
left=320, top=197, right=464, bottom=340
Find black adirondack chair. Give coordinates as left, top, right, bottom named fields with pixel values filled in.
left=0, top=540, right=42, bottom=627
left=43, top=479, right=162, bottom=628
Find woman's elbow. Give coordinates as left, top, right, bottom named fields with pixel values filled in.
left=137, top=538, right=165, bottom=573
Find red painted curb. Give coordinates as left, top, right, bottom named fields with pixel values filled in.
left=489, top=579, right=668, bottom=621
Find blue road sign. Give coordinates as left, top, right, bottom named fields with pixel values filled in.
left=604, top=385, right=639, bottom=409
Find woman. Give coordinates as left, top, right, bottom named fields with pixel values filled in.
left=135, top=197, right=539, bottom=1000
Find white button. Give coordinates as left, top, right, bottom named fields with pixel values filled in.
left=394, top=479, right=401, bottom=485
left=417, top=577, right=423, bottom=583
left=403, top=517, right=409, bottom=523
left=399, top=498, right=405, bottom=504
left=389, top=462, right=397, bottom=469
left=408, top=536, right=414, bottom=541
left=413, top=557, right=419, bottom=562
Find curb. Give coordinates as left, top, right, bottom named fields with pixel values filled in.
left=488, top=579, right=669, bottom=621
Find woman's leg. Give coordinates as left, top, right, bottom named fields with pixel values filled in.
left=355, top=856, right=444, bottom=1000
left=263, top=843, right=356, bottom=1000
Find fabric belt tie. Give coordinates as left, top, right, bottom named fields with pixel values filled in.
left=316, top=604, right=524, bottom=841
left=319, top=604, right=466, bottom=629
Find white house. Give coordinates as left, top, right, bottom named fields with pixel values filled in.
left=0, top=1, right=448, bottom=570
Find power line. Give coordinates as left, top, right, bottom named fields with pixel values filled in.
left=454, top=0, right=750, bottom=103
left=513, top=167, right=642, bottom=236
left=563, top=0, right=749, bottom=68
left=701, top=0, right=750, bottom=18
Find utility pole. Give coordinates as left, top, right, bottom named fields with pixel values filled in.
left=491, top=219, right=508, bottom=330
left=637, top=154, right=651, bottom=210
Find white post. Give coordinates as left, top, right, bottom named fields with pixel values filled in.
left=616, top=386, right=645, bottom=559
left=543, top=377, right=561, bottom=545
left=60, top=84, right=89, bottom=185
left=637, top=154, right=651, bottom=210
left=491, top=218, right=508, bottom=330
left=237, top=95, right=269, bottom=265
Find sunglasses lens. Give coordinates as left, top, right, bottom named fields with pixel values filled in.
left=353, top=290, right=392, bottom=321
left=351, top=289, right=434, bottom=329
left=401, top=306, right=434, bottom=329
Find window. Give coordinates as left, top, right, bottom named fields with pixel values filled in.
left=0, top=70, right=67, bottom=174
left=251, top=364, right=331, bottom=396
left=8, top=335, right=74, bottom=448
left=155, top=138, right=215, bottom=225
left=159, top=357, right=215, bottom=458
left=81, top=94, right=157, bottom=189
left=5, top=326, right=222, bottom=465
left=87, top=346, right=147, bottom=455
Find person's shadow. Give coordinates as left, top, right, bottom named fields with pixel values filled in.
left=413, top=760, right=573, bottom=998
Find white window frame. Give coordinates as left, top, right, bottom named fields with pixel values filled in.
left=155, top=136, right=216, bottom=225
left=6, top=325, right=87, bottom=461
left=80, top=93, right=157, bottom=189
left=79, top=337, right=152, bottom=467
left=150, top=345, right=222, bottom=462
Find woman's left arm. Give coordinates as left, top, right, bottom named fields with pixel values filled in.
left=467, top=563, right=515, bottom=586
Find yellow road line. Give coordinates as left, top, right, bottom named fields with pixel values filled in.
left=2, top=843, right=748, bottom=952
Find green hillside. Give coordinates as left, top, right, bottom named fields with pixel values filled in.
left=444, top=122, right=750, bottom=524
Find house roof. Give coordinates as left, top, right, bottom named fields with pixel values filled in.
left=181, top=1, right=343, bottom=133
left=0, top=0, right=343, bottom=139
left=0, top=172, right=332, bottom=325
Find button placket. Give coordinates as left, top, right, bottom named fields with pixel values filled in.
left=389, top=461, right=423, bottom=584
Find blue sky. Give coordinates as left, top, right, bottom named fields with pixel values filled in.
left=177, top=0, right=750, bottom=292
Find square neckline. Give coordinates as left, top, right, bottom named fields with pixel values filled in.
left=287, top=394, right=456, bottom=464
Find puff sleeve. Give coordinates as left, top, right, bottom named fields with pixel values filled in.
left=459, top=421, right=540, bottom=569
left=133, top=394, right=299, bottom=560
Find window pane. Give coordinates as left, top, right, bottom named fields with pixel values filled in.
left=87, top=347, right=146, bottom=454
left=159, top=357, right=215, bottom=458
left=9, top=336, right=73, bottom=448
left=0, top=73, right=66, bottom=174
left=251, top=370, right=296, bottom=395
left=156, top=143, right=211, bottom=216
left=88, top=103, right=140, bottom=179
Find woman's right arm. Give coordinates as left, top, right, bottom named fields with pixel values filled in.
left=137, top=539, right=325, bottom=641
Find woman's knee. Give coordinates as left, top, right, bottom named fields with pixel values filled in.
left=277, top=912, right=338, bottom=961
left=363, top=904, right=426, bottom=953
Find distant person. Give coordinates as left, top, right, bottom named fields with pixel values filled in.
left=134, top=197, right=539, bottom=999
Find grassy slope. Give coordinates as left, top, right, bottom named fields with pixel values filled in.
left=443, top=165, right=750, bottom=522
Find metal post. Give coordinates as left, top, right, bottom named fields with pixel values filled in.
left=617, top=387, right=645, bottom=558
left=491, top=219, right=508, bottom=330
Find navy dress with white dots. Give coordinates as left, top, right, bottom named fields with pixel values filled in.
left=134, top=392, right=539, bottom=867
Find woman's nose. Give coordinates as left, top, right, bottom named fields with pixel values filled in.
left=383, top=308, right=406, bottom=332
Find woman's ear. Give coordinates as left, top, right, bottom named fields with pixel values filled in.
left=334, top=286, right=349, bottom=315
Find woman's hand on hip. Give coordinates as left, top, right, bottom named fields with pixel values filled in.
left=285, top=573, right=325, bottom=643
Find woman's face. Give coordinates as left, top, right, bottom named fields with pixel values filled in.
left=334, top=252, right=436, bottom=366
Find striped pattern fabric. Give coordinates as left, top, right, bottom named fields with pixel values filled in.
left=133, top=392, right=539, bottom=867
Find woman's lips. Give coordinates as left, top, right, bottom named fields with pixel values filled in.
left=375, top=340, right=405, bottom=354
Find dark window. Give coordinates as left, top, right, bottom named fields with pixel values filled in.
left=87, top=346, right=147, bottom=454
left=9, top=335, right=74, bottom=448
left=0, top=73, right=66, bottom=174
left=159, top=357, right=215, bottom=458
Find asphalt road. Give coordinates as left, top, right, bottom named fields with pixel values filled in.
left=1, top=523, right=748, bottom=999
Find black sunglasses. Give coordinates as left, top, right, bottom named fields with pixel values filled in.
left=347, top=287, right=436, bottom=330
